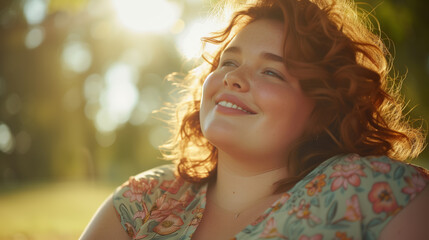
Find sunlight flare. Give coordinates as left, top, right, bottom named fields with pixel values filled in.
left=111, top=0, right=182, bottom=33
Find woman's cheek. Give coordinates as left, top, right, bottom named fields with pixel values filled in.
left=202, top=72, right=223, bottom=97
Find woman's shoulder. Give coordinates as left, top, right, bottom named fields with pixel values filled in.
left=113, top=164, right=176, bottom=197
left=112, top=164, right=191, bottom=203
left=312, top=154, right=429, bottom=211
left=128, top=164, right=178, bottom=182
left=321, top=154, right=429, bottom=185
left=111, top=164, right=204, bottom=238
left=266, top=154, right=428, bottom=240
left=296, top=154, right=428, bottom=201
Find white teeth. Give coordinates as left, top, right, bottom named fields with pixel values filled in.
left=218, top=101, right=250, bottom=113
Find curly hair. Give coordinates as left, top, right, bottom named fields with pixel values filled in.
left=161, top=0, right=425, bottom=191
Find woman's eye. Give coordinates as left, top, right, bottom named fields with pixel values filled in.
left=221, top=60, right=237, bottom=67
left=263, top=70, right=284, bottom=80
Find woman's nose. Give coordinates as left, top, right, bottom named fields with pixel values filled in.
left=223, top=70, right=250, bottom=92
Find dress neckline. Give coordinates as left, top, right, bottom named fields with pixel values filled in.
left=190, top=155, right=340, bottom=238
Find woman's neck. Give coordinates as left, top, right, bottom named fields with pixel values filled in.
left=210, top=153, right=288, bottom=213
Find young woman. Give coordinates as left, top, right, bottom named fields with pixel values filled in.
left=80, top=0, right=429, bottom=239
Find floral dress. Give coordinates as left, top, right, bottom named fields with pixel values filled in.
left=112, top=154, right=429, bottom=240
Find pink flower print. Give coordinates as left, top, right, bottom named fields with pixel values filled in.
left=150, top=194, right=184, bottom=222
left=370, top=161, right=391, bottom=174
left=344, top=194, right=362, bottom=221
left=123, top=177, right=158, bottom=202
left=299, top=234, right=323, bottom=240
left=305, top=174, right=326, bottom=196
left=334, top=231, right=352, bottom=240
left=190, top=205, right=204, bottom=226
left=259, top=218, right=288, bottom=239
left=344, top=153, right=361, bottom=162
left=159, top=178, right=185, bottom=194
left=251, top=213, right=269, bottom=226
left=279, top=193, right=291, bottom=204
left=288, top=199, right=321, bottom=224
left=179, top=189, right=196, bottom=207
left=330, top=163, right=366, bottom=191
left=191, top=205, right=204, bottom=215
left=369, top=182, right=400, bottom=214
left=124, top=222, right=147, bottom=239
left=402, top=173, right=426, bottom=200
left=189, top=218, right=200, bottom=227
left=332, top=195, right=362, bottom=224
left=272, top=193, right=291, bottom=212
left=153, top=214, right=184, bottom=235
left=133, top=202, right=150, bottom=223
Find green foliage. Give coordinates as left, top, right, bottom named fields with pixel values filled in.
left=0, top=0, right=427, bottom=186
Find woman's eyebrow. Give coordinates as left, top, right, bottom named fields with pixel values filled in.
left=261, top=52, right=284, bottom=62
left=222, top=46, right=241, bottom=55
left=222, top=46, right=283, bottom=63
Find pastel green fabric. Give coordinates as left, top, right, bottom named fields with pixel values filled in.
left=112, top=154, right=429, bottom=240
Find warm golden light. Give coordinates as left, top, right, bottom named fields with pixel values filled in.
left=111, top=0, right=182, bottom=33
left=176, top=18, right=220, bottom=59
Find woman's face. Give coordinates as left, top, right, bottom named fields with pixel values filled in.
left=200, top=19, right=314, bottom=166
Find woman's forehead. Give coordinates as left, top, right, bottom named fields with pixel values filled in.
left=223, top=19, right=285, bottom=56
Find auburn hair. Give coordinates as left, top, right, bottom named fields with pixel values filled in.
left=161, top=0, right=425, bottom=191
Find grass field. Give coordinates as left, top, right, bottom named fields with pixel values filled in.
left=0, top=181, right=115, bottom=240
left=0, top=158, right=427, bottom=240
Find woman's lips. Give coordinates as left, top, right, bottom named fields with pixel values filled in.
left=215, top=94, right=256, bottom=114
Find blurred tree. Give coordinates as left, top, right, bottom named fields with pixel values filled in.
left=368, top=0, right=429, bottom=162
left=0, top=0, right=427, bottom=186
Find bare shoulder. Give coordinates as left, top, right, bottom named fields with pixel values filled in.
left=79, top=194, right=130, bottom=240
left=378, top=185, right=429, bottom=240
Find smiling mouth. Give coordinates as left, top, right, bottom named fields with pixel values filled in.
left=217, top=100, right=255, bottom=114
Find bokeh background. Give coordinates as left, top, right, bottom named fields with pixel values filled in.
left=0, top=0, right=428, bottom=239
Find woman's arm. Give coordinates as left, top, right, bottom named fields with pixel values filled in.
left=79, top=194, right=130, bottom=240
left=378, top=185, right=429, bottom=240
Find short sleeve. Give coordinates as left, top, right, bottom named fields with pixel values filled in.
left=356, top=155, right=429, bottom=239
left=112, top=165, right=176, bottom=239
left=264, top=154, right=429, bottom=240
